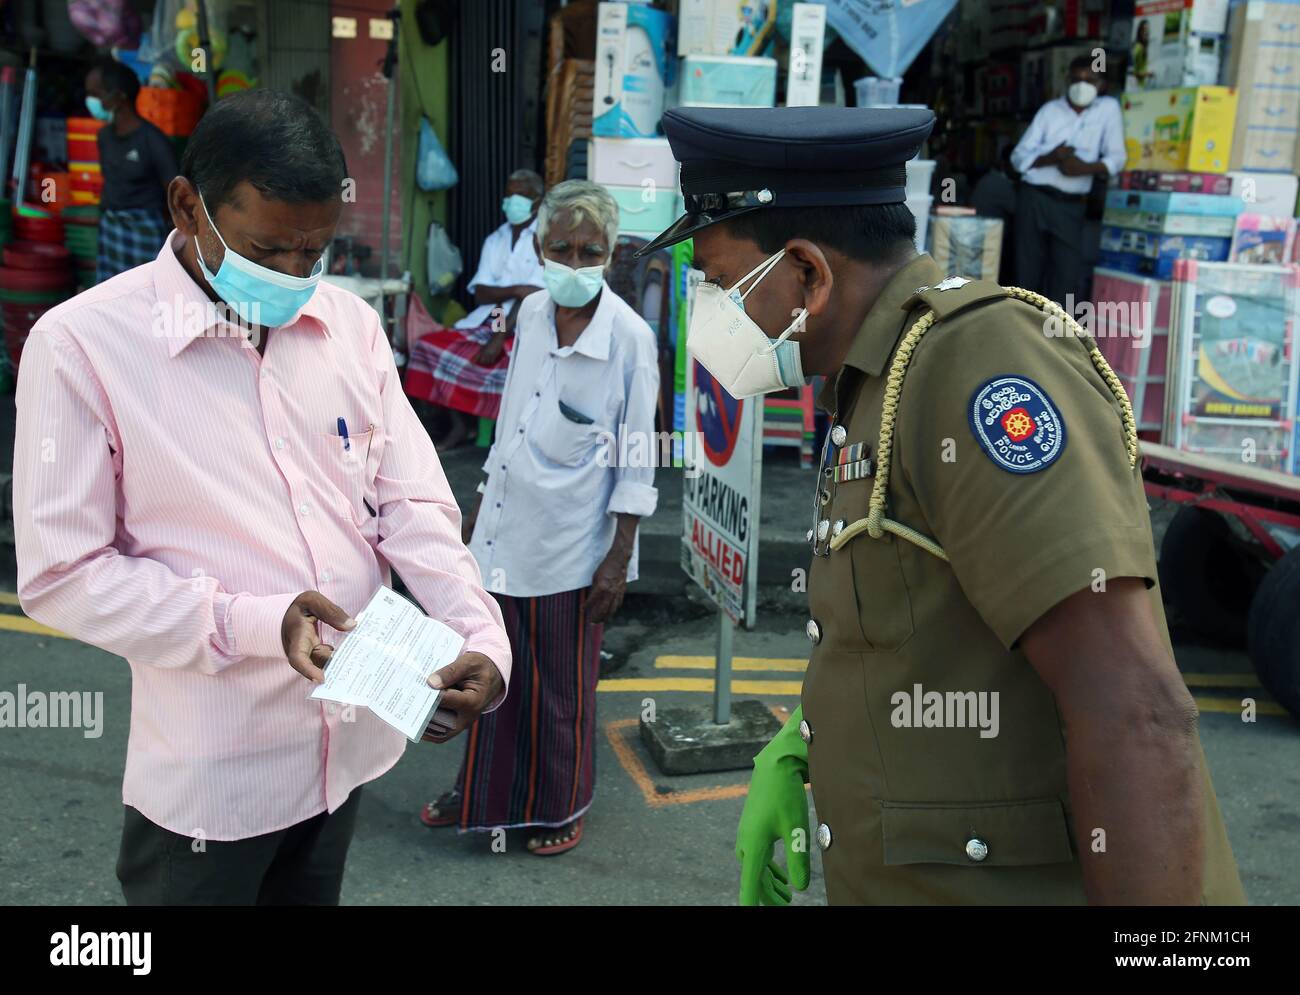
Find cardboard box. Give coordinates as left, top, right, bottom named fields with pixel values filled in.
left=593, top=3, right=676, bottom=139
left=1121, top=86, right=1237, bottom=172
left=677, top=0, right=743, bottom=58
left=1105, top=188, right=1244, bottom=216
left=1099, top=226, right=1231, bottom=278
left=1127, top=1, right=1228, bottom=90
left=680, top=54, right=777, bottom=107
left=1230, top=214, right=1298, bottom=263
left=786, top=2, right=826, bottom=108
left=1228, top=171, right=1299, bottom=218
left=1226, top=6, right=1300, bottom=171
left=1118, top=170, right=1233, bottom=193
left=929, top=212, right=1004, bottom=281
left=1103, top=207, right=1239, bottom=237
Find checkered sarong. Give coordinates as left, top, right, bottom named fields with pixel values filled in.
left=96, top=208, right=170, bottom=283
left=404, top=321, right=515, bottom=419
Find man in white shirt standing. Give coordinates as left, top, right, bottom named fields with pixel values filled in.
left=1010, top=54, right=1126, bottom=306
left=417, top=181, right=660, bottom=856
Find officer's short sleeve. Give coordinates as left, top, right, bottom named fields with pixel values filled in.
left=895, top=299, right=1157, bottom=649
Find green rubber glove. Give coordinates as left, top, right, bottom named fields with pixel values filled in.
left=735, top=705, right=811, bottom=906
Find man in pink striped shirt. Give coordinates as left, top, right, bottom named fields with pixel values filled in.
left=12, top=90, right=511, bottom=904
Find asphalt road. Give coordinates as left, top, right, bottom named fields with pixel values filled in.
left=1, top=587, right=1297, bottom=906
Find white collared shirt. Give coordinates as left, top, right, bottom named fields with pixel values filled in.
left=1011, top=95, right=1127, bottom=195
left=456, top=219, right=545, bottom=329
left=469, top=285, right=660, bottom=597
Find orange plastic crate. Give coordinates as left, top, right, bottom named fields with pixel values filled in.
left=136, top=87, right=202, bottom=137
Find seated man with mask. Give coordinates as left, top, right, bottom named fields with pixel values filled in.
left=13, top=89, right=511, bottom=905
left=405, top=169, right=546, bottom=450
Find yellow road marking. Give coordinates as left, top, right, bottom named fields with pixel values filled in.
left=1182, top=672, right=1262, bottom=689
left=1194, top=695, right=1287, bottom=717
left=598, top=677, right=803, bottom=696
left=655, top=655, right=808, bottom=673
left=0, top=614, right=68, bottom=638
left=604, top=718, right=750, bottom=807
left=0, top=592, right=21, bottom=606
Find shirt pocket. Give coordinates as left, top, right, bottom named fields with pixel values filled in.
left=311, top=429, right=379, bottom=534
left=530, top=397, right=610, bottom=468
left=878, top=798, right=1075, bottom=867
left=830, top=488, right=916, bottom=652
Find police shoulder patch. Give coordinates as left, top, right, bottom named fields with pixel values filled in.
left=968, top=375, right=1067, bottom=474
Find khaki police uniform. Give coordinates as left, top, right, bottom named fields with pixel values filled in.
left=801, top=254, right=1246, bottom=905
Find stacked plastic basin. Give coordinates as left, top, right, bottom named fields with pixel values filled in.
left=2, top=212, right=75, bottom=370
left=66, top=116, right=106, bottom=207
left=62, top=205, right=100, bottom=291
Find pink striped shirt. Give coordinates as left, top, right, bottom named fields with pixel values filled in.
left=12, top=232, right=511, bottom=841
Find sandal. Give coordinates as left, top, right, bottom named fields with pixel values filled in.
left=418, top=790, right=462, bottom=828
left=527, top=818, right=584, bottom=856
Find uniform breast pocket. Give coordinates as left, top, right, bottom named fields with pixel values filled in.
left=311, top=430, right=379, bottom=532
left=531, top=398, right=609, bottom=467
left=838, top=504, right=915, bottom=652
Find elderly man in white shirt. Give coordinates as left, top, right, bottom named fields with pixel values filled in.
left=1010, top=54, right=1126, bottom=305
left=418, top=180, right=659, bottom=856
left=405, top=169, right=546, bottom=449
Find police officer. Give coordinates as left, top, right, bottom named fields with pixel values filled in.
left=636, top=106, right=1245, bottom=906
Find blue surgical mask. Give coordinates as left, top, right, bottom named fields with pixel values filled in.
left=195, top=192, right=323, bottom=328
left=502, top=194, right=534, bottom=226
left=543, top=258, right=604, bottom=308
left=85, top=96, right=114, bottom=123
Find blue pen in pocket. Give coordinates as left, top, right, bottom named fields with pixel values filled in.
left=337, top=417, right=351, bottom=451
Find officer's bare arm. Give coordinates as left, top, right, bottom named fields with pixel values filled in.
left=1020, top=577, right=1205, bottom=905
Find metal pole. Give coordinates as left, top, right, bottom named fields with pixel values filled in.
left=378, top=10, right=400, bottom=347
left=195, top=0, right=217, bottom=105
left=714, top=606, right=733, bottom=724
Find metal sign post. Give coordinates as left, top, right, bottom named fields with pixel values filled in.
left=714, top=606, right=734, bottom=724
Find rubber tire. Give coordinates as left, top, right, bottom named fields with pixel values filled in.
left=1158, top=506, right=1261, bottom=644
left=1247, top=548, right=1300, bottom=720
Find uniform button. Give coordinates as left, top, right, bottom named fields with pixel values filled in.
left=965, top=837, right=989, bottom=862
left=832, top=519, right=845, bottom=537
left=816, top=519, right=830, bottom=542
left=327, top=703, right=338, bottom=716
left=818, top=489, right=830, bottom=506
left=275, top=437, right=285, bottom=450
left=805, top=618, right=821, bottom=643
left=805, top=528, right=814, bottom=543
left=298, top=503, right=310, bottom=516
left=816, top=823, right=832, bottom=850
left=798, top=719, right=812, bottom=744
left=830, top=424, right=847, bottom=447
left=321, top=569, right=333, bottom=583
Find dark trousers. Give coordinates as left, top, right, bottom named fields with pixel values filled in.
left=115, top=789, right=363, bottom=906
left=1014, top=182, right=1089, bottom=308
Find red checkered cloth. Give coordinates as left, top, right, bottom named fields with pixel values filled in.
left=404, top=297, right=515, bottom=419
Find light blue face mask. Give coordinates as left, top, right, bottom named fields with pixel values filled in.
left=502, top=194, right=534, bottom=226
left=85, top=96, right=114, bottom=123
left=196, top=193, right=323, bottom=328
left=543, top=257, right=604, bottom=308
left=728, top=282, right=805, bottom=387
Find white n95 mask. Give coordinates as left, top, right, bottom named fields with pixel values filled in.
left=687, top=248, right=809, bottom=399
left=1067, top=80, right=1098, bottom=108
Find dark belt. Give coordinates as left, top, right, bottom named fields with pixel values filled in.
left=1025, top=182, right=1087, bottom=204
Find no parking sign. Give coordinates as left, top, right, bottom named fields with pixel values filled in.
left=682, top=357, right=763, bottom=627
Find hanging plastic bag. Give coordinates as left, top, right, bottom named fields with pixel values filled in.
left=416, top=118, right=459, bottom=191
left=817, top=0, right=957, bottom=79
left=426, top=221, right=463, bottom=294
left=68, top=0, right=143, bottom=48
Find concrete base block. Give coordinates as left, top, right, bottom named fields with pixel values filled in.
left=639, top=699, right=783, bottom=776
